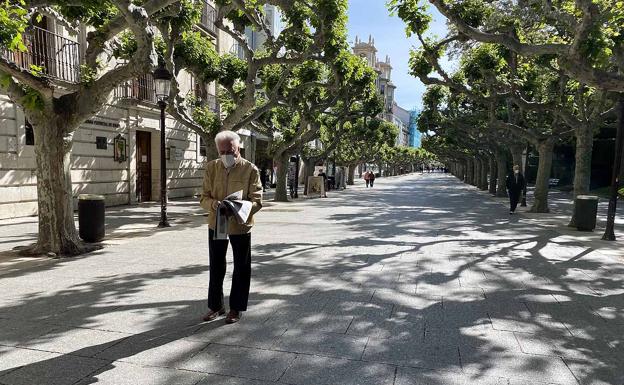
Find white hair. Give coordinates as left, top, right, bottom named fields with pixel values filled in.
left=214, top=130, right=241, bottom=146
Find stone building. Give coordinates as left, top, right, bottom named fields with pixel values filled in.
left=352, top=35, right=408, bottom=146
left=0, top=1, right=237, bottom=219
left=392, top=102, right=411, bottom=147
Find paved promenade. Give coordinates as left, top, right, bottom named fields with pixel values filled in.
left=0, top=174, right=623, bottom=385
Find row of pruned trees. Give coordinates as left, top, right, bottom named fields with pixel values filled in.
left=390, top=0, right=624, bottom=239
left=0, top=0, right=396, bottom=255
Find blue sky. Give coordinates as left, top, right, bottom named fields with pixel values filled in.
left=347, top=0, right=448, bottom=110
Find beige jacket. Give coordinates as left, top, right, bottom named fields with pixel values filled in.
left=200, top=157, right=263, bottom=234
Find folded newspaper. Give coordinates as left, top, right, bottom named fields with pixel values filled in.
left=214, top=190, right=252, bottom=240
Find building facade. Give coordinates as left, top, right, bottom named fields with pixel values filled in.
left=408, top=109, right=422, bottom=148
left=352, top=35, right=409, bottom=146
left=0, top=1, right=240, bottom=219
left=392, top=103, right=411, bottom=147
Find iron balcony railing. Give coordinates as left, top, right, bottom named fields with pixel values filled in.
left=114, top=73, right=157, bottom=104
left=230, top=43, right=246, bottom=60
left=200, top=1, right=218, bottom=36
left=205, top=93, right=217, bottom=112
left=188, top=92, right=218, bottom=115
left=1, top=25, right=80, bottom=83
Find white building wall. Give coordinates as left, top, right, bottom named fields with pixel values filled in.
left=0, top=94, right=208, bottom=219
left=0, top=7, right=228, bottom=219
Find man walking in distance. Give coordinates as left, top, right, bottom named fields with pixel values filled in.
left=505, top=164, right=526, bottom=215
left=200, top=131, right=262, bottom=324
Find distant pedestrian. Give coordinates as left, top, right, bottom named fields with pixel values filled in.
left=369, top=171, right=376, bottom=188
left=364, top=171, right=371, bottom=188
left=260, top=167, right=267, bottom=192
left=200, top=130, right=263, bottom=324
left=317, top=169, right=328, bottom=197
left=505, top=164, right=526, bottom=215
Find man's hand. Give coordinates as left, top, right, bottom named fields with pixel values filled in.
left=212, top=200, right=221, bottom=211
left=215, top=201, right=234, bottom=217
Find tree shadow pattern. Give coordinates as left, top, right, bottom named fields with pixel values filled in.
left=0, top=174, right=622, bottom=385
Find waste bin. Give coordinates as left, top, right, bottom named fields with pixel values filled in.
left=575, top=195, right=599, bottom=231
left=78, top=194, right=105, bottom=242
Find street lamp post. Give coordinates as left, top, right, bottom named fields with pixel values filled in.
left=294, top=154, right=300, bottom=198
left=154, top=64, right=172, bottom=228
left=521, top=143, right=529, bottom=207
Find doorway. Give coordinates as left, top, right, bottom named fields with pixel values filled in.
left=136, top=131, right=152, bottom=202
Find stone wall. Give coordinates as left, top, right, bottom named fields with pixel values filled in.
left=0, top=96, right=207, bottom=219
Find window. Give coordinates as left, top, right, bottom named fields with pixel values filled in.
left=265, top=9, right=274, bottom=30
left=96, top=136, right=108, bottom=149
left=24, top=120, right=34, bottom=145
left=191, top=75, right=207, bottom=100
left=199, top=135, right=207, bottom=157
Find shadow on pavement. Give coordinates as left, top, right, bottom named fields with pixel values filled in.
left=0, top=174, right=622, bottom=384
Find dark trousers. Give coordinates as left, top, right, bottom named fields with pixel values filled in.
left=365, top=180, right=370, bottom=188
left=208, top=229, right=251, bottom=312
left=509, top=190, right=521, bottom=212
left=370, top=180, right=374, bottom=187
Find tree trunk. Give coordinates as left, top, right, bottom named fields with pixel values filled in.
left=29, top=124, right=85, bottom=256
left=302, top=158, right=315, bottom=195
left=489, top=156, right=498, bottom=195
left=510, top=144, right=523, bottom=170
left=466, top=159, right=473, bottom=185
left=530, top=139, right=554, bottom=213
left=479, top=158, right=489, bottom=190
left=473, top=159, right=479, bottom=186
left=347, top=164, right=356, bottom=185
left=496, top=150, right=508, bottom=197
left=471, top=158, right=481, bottom=188
left=568, top=123, right=593, bottom=227
left=471, top=159, right=478, bottom=186
left=274, top=153, right=290, bottom=202
left=459, top=163, right=464, bottom=180
left=603, top=97, right=624, bottom=240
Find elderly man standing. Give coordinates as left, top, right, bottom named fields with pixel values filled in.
left=200, top=131, right=262, bottom=324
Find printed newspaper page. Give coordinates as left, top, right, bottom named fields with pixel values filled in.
left=222, top=190, right=253, bottom=225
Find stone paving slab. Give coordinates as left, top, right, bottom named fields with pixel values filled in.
left=0, top=174, right=623, bottom=384
left=74, top=361, right=206, bottom=385
left=395, top=366, right=509, bottom=385
left=271, top=329, right=368, bottom=359
left=94, top=335, right=207, bottom=368
left=178, top=344, right=297, bottom=382
left=279, top=355, right=396, bottom=385
left=0, top=354, right=110, bottom=385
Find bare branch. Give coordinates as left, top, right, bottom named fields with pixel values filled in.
left=84, top=0, right=177, bottom=67
left=0, top=72, right=28, bottom=103
left=0, top=59, right=54, bottom=98
left=429, top=0, right=568, bottom=56
left=232, top=0, right=276, bottom=49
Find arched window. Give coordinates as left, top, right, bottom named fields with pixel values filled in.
left=25, top=120, right=34, bottom=146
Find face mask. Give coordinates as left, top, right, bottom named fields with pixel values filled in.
left=221, top=154, right=236, bottom=168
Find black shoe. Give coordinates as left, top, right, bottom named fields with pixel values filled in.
left=202, top=307, right=225, bottom=321
left=225, top=310, right=241, bottom=324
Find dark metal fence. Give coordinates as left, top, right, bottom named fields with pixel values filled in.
left=200, top=1, right=218, bottom=35
left=1, top=26, right=80, bottom=83
left=205, top=93, right=217, bottom=112
left=114, top=74, right=157, bottom=104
